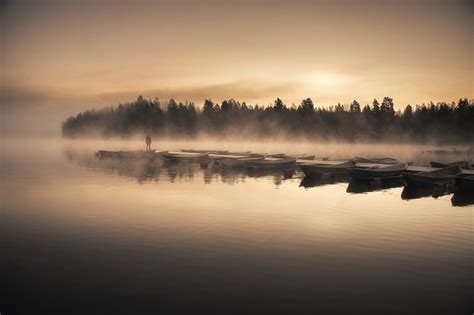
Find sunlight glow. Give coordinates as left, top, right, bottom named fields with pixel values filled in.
left=307, top=73, right=350, bottom=87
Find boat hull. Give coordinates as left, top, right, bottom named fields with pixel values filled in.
left=403, top=166, right=462, bottom=187
left=300, top=162, right=354, bottom=177
left=161, top=152, right=209, bottom=161
left=219, top=156, right=265, bottom=167
left=246, top=158, right=297, bottom=169
left=348, top=167, right=405, bottom=180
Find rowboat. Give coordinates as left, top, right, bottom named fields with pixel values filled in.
left=218, top=156, right=265, bottom=167
left=348, top=163, right=407, bottom=180
left=429, top=160, right=471, bottom=169
left=403, top=165, right=462, bottom=186
left=245, top=157, right=297, bottom=169
left=455, top=175, right=474, bottom=192
left=292, top=154, right=316, bottom=160
left=300, top=160, right=355, bottom=177
left=424, top=149, right=473, bottom=155
left=181, top=149, right=228, bottom=154
left=267, top=153, right=287, bottom=158
left=267, top=153, right=315, bottom=160
left=354, top=157, right=399, bottom=164
left=161, top=151, right=209, bottom=161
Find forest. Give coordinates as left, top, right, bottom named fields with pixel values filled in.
left=62, top=96, right=474, bottom=143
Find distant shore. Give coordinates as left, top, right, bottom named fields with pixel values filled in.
left=62, top=96, right=473, bottom=143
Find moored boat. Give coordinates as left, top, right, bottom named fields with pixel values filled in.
left=292, top=154, right=316, bottom=160
left=245, top=157, right=297, bottom=169
left=354, top=157, right=399, bottom=164
left=403, top=165, right=462, bottom=187
left=181, top=149, right=229, bottom=154
left=429, top=160, right=471, bottom=169
left=161, top=151, right=209, bottom=161
left=267, top=153, right=287, bottom=158
left=267, top=153, right=316, bottom=160
left=348, top=163, right=408, bottom=180
left=300, top=160, right=355, bottom=177
left=218, top=156, right=265, bottom=167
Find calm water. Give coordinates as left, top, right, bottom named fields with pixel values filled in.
left=1, top=139, right=472, bottom=315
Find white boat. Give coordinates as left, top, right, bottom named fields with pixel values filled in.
left=161, top=151, right=209, bottom=160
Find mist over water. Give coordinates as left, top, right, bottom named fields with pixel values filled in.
left=1, top=136, right=472, bottom=314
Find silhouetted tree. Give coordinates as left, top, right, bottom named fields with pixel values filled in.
left=61, top=95, right=474, bottom=142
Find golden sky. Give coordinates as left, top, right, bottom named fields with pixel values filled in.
left=1, top=0, right=473, bottom=110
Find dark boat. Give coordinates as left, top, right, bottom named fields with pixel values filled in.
left=354, top=157, right=399, bottom=164
left=403, top=166, right=462, bottom=187
left=267, top=153, right=287, bottom=158
left=429, top=160, right=471, bottom=169
left=348, top=163, right=408, bottom=180
left=299, top=160, right=355, bottom=177
left=217, top=156, right=265, bottom=167
left=424, top=148, right=473, bottom=155
left=455, top=175, right=474, bottom=192
left=266, top=153, right=315, bottom=160
left=293, top=154, right=316, bottom=160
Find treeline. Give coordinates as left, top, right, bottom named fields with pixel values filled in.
left=62, top=95, right=474, bottom=142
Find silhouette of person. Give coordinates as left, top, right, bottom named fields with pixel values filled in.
left=145, top=134, right=152, bottom=151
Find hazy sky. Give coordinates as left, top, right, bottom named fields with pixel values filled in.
left=1, top=0, right=473, bottom=111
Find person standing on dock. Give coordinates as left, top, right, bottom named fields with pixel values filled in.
left=145, top=134, right=152, bottom=151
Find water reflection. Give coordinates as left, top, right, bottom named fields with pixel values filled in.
left=347, top=178, right=405, bottom=194
left=451, top=191, right=474, bottom=207
left=299, top=173, right=349, bottom=188
left=64, top=149, right=297, bottom=187
left=3, top=142, right=472, bottom=315
left=401, top=183, right=455, bottom=201
left=62, top=149, right=474, bottom=207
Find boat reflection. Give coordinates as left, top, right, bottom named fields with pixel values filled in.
left=401, top=183, right=454, bottom=200
left=347, top=178, right=405, bottom=194
left=64, top=149, right=296, bottom=186
left=299, top=173, right=350, bottom=188
left=63, top=149, right=472, bottom=207
left=451, top=191, right=474, bottom=207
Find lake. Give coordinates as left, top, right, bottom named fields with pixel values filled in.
left=1, top=138, right=472, bottom=314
